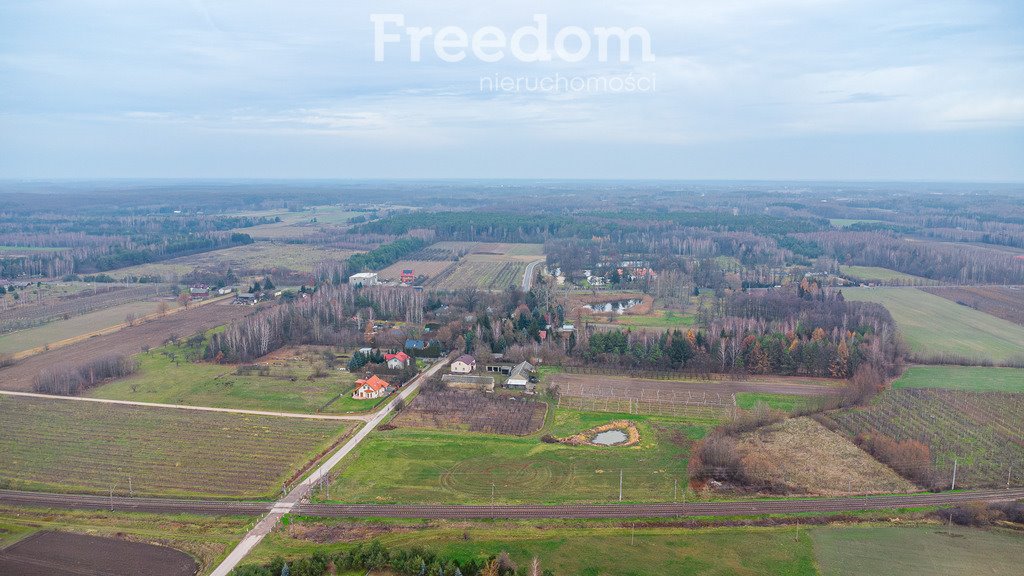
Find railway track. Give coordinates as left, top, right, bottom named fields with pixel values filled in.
left=4, top=488, right=1022, bottom=519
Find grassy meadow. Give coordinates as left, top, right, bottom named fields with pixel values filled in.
left=893, top=365, right=1024, bottom=393
left=840, top=265, right=935, bottom=284
left=90, top=343, right=381, bottom=414
left=844, top=287, right=1024, bottom=364
left=811, top=525, right=1024, bottom=576
left=323, top=408, right=711, bottom=505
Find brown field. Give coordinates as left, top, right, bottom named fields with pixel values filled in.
left=551, top=372, right=836, bottom=402
left=392, top=386, right=547, bottom=435
left=376, top=260, right=455, bottom=282
left=427, top=260, right=529, bottom=291
left=921, top=285, right=1024, bottom=326
left=732, top=417, right=917, bottom=496
left=428, top=241, right=544, bottom=261
left=0, top=531, right=197, bottom=576
left=0, top=301, right=253, bottom=391
left=109, top=242, right=360, bottom=281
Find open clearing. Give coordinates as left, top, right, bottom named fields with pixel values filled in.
left=840, top=265, right=936, bottom=285
left=819, top=388, right=1024, bottom=488
left=844, top=287, right=1024, bottom=364
left=229, top=206, right=363, bottom=239
left=0, top=299, right=172, bottom=354
left=812, top=525, right=1024, bottom=576
left=251, top=523, right=816, bottom=576
left=90, top=344, right=380, bottom=414
left=375, top=260, right=454, bottom=282
left=551, top=372, right=836, bottom=416
left=893, top=365, right=1024, bottom=393
left=109, top=242, right=360, bottom=281
left=428, top=260, right=528, bottom=291
left=327, top=409, right=708, bottom=504
left=0, top=300, right=252, bottom=391
left=0, top=394, right=357, bottom=498
left=426, top=241, right=544, bottom=261
left=733, top=417, right=916, bottom=496
left=392, top=387, right=547, bottom=435
left=0, top=506, right=251, bottom=575
left=0, top=530, right=198, bottom=576
left=921, top=285, right=1024, bottom=326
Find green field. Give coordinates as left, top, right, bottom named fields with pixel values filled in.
left=840, top=266, right=935, bottom=284
left=0, top=299, right=169, bottom=354
left=812, top=525, right=1024, bottom=576
left=248, top=523, right=816, bottom=576
left=90, top=343, right=382, bottom=414
left=0, top=395, right=356, bottom=498
left=844, top=287, right=1024, bottom=363
left=735, top=392, right=810, bottom=412
left=324, top=409, right=710, bottom=505
left=829, top=218, right=886, bottom=228
left=894, top=365, right=1024, bottom=393
left=609, top=310, right=696, bottom=329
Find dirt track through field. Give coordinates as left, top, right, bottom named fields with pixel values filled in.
left=3, top=487, right=1023, bottom=519
left=0, top=301, right=252, bottom=391
left=551, top=373, right=838, bottom=404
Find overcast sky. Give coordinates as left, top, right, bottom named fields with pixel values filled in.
left=1, top=0, right=1022, bottom=181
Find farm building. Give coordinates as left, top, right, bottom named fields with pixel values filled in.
left=349, top=272, right=378, bottom=286
left=385, top=351, right=412, bottom=369
left=216, top=286, right=234, bottom=296
left=485, top=362, right=516, bottom=374
left=234, top=292, right=257, bottom=305
left=442, top=373, right=495, bottom=392
left=189, top=284, right=211, bottom=300
left=451, top=354, right=476, bottom=374
left=400, top=268, right=415, bottom=283
left=352, top=375, right=392, bottom=400
left=405, top=339, right=426, bottom=350
left=505, top=361, right=536, bottom=391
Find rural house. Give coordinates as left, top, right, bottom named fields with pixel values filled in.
left=505, top=361, right=536, bottom=391
left=385, top=351, right=412, bottom=369
left=352, top=375, right=392, bottom=400
left=451, top=354, right=476, bottom=374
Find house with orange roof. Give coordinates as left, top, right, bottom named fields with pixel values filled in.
left=352, top=375, right=392, bottom=400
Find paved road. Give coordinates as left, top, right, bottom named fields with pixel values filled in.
left=522, top=259, right=543, bottom=291
left=0, top=390, right=371, bottom=422
left=4, top=488, right=1022, bottom=519
left=207, top=354, right=452, bottom=576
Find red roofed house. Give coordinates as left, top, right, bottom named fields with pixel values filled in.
left=352, top=375, right=392, bottom=400
left=385, top=351, right=412, bottom=369
left=400, top=268, right=415, bottom=283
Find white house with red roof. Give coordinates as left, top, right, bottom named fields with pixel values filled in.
left=352, top=375, right=392, bottom=400
left=384, top=351, right=412, bottom=369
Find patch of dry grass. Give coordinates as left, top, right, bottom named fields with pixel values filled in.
left=735, top=417, right=916, bottom=496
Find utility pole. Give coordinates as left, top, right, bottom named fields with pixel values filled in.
left=128, top=475, right=132, bottom=498
left=951, top=459, right=958, bottom=491
left=631, top=523, right=635, bottom=546
left=619, top=470, right=623, bottom=502
left=1008, top=464, right=1013, bottom=489
left=491, top=483, right=495, bottom=506
left=109, top=486, right=114, bottom=511
left=673, top=478, right=678, bottom=502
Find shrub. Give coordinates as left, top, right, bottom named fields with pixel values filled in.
left=855, top=432, right=936, bottom=487
left=33, top=354, right=139, bottom=396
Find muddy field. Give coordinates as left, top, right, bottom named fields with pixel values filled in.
left=393, top=387, right=547, bottom=435
left=0, top=531, right=197, bottom=576
left=551, top=373, right=837, bottom=404
left=0, top=301, right=253, bottom=391
left=922, top=285, right=1024, bottom=326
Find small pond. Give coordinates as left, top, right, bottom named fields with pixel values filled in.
left=583, top=299, right=642, bottom=315
left=592, top=430, right=628, bottom=445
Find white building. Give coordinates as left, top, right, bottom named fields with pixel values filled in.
left=349, top=272, right=379, bottom=286
left=451, top=354, right=476, bottom=374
